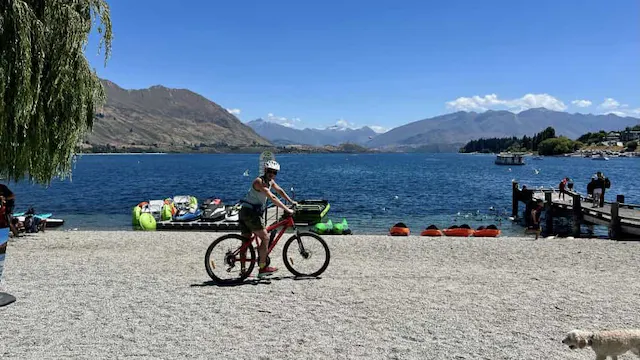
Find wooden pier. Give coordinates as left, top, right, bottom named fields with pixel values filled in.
left=512, top=181, right=640, bottom=239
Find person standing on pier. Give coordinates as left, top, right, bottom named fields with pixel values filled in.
left=558, top=178, right=568, bottom=200
left=592, top=173, right=605, bottom=207
left=596, top=171, right=610, bottom=208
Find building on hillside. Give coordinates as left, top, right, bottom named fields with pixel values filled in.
left=606, top=132, right=621, bottom=141
left=621, top=130, right=640, bottom=142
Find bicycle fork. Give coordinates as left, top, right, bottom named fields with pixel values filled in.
left=292, top=230, right=311, bottom=262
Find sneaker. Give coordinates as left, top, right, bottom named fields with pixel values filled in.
left=257, top=266, right=278, bottom=278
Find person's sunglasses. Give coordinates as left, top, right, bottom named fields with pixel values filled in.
left=267, top=169, right=278, bottom=175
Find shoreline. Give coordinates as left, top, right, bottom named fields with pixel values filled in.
left=77, top=152, right=168, bottom=155
left=2, top=231, right=639, bottom=358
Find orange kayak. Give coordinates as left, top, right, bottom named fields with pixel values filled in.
left=390, top=227, right=410, bottom=236
left=389, top=222, right=410, bottom=236
left=473, top=229, right=501, bottom=237
left=420, top=229, right=443, bottom=236
left=442, top=228, right=474, bottom=237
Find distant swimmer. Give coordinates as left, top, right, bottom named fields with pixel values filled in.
left=534, top=169, right=540, bottom=174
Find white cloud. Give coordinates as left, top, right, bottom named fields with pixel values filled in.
left=571, top=99, right=592, bottom=108
left=265, top=113, right=301, bottom=128
left=446, top=94, right=502, bottom=112
left=446, top=93, right=567, bottom=112
left=334, top=119, right=354, bottom=129
left=596, top=98, right=637, bottom=116
left=226, top=108, right=241, bottom=115
left=599, top=98, right=621, bottom=110
left=369, top=125, right=388, bottom=133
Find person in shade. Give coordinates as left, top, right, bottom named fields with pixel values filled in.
left=530, top=199, right=544, bottom=231
left=0, top=183, right=18, bottom=236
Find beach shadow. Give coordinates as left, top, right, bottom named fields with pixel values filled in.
left=191, top=275, right=322, bottom=288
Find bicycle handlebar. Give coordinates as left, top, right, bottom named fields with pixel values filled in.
left=279, top=203, right=298, bottom=218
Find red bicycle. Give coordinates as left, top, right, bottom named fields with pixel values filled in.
left=204, top=206, right=330, bottom=284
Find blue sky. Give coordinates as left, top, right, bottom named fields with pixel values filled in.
left=87, top=0, right=640, bottom=132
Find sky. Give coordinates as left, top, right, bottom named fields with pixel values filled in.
left=86, top=0, right=640, bottom=132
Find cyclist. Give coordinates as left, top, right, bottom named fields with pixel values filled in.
left=239, top=160, right=296, bottom=278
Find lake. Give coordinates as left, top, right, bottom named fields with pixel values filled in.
left=6, top=153, right=639, bottom=236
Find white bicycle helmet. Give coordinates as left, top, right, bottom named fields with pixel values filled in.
left=264, top=160, right=280, bottom=171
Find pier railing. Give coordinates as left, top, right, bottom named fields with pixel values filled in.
left=511, top=181, right=640, bottom=239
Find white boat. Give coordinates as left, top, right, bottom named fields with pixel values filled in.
left=495, top=153, right=525, bottom=165
left=592, top=154, right=609, bottom=161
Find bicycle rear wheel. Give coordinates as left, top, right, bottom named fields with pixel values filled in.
left=205, top=234, right=256, bottom=284
left=282, top=232, right=330, bottom=277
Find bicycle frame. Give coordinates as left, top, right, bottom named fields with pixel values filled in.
left=235, top=214, right=297, bottom=262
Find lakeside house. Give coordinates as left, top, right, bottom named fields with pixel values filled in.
left=599, top=130, right=640, bottom=146
left=621, top=130, right=640, bottom=142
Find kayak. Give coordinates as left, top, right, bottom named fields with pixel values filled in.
left=389, top=222, right=410, bottom=236
left=473, top=225, right=501, bottom=237
left=442, top=227, right=474, bottom=237
left=421, top=225, right=443, bottom=236
left=473, top=229, right=501, bottom=237
left=421, top=229, right=443, bottom=236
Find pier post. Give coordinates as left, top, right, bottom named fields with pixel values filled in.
left=512, top=181, right=519, bottom=218
left=610, top=202, right=621, bottom=240
left=545, top=191, right=553, bottom=235
left=572, top=192, right=582, bottom=237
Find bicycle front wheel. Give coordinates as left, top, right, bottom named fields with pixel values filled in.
left=282, top=232, right=330, bottom=277
left=205, top=234, right=256, bottom=284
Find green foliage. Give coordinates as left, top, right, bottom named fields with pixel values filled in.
left=337, top=143, right=370, bottom=153
left=576, top=130, right=607, bottom=145
left=0, top=0, right=112, bottom=183
left=460, top=126, right=557, bottom=153
left=626, top=141, right=638, bottom=151
left=537, top=136, right=580, bottom=156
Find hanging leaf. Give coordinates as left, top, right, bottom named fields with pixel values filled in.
left=0, top=0, right=112, bottom=184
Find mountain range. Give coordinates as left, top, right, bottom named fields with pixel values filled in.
left=366, top=108, right=640, bottom=150
left=246, top=119, right=378, bottom=146
left=247, top=108, right=640, bottom=151
left=85, top=80, right=640, bottom=152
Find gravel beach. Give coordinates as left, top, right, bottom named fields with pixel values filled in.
left=1, top=231, right=639, bottom=359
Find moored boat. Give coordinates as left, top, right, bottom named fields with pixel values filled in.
left=495, top=153, right=525, bottom=165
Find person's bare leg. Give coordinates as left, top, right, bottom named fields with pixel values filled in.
left=7, top=216, right=18, bottom=237
left=254, top=228, right=269, bottom=266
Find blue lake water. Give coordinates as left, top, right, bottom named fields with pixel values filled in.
left=5, top=153, right=639, bottom=236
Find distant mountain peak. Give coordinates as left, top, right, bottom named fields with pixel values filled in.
left=247, top=119, right=378, bottom=146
